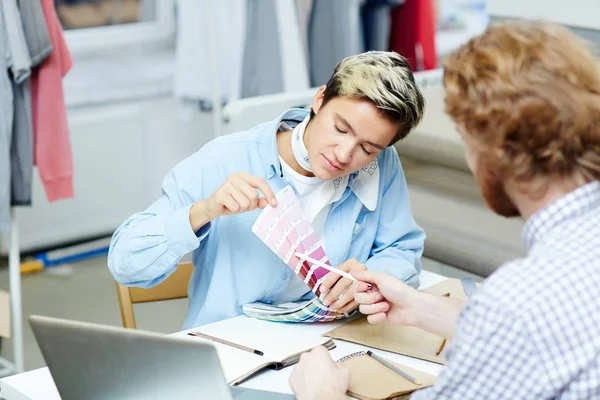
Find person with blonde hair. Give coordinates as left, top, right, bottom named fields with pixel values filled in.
left=290, top=20, right=600, bottom=400
left=108, top=51, right=426, bottom=328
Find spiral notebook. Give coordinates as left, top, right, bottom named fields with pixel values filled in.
left=337, top=351, right=435, bottom=400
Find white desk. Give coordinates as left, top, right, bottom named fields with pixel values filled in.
left=0, top=271, right=446, bottom=399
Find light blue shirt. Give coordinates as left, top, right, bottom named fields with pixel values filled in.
left=108, top=109, right=425, bottom=329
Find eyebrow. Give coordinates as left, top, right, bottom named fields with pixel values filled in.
left=336, top=113, right=385, bottom=150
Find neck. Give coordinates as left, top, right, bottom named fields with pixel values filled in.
left=277, top=129, right=314, bottom=177
left=508, top=176, right=585, bottom=221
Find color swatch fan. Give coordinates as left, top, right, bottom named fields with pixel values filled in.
left=252, top=185, right=332, bottom=297
left=250, top=185, right=349, bottom=323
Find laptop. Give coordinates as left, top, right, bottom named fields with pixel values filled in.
left=29, top=315, right=294, bottom=400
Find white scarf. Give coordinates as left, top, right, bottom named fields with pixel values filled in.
left=291, top=115, right=312, bottom=172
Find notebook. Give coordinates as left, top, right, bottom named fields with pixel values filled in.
left=185, top=317, right=336, bottom=385
left=337, top=351, right=435, bottom=400
left=324, top=279, right=469, bottom=364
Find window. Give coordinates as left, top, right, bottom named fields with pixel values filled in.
left=60, top=0, right=175, bottom=54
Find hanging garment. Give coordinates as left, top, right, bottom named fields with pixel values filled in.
left=308, top=0, right=364, bottom=86
left=1, top=0, right=31, bottom=84
left=18, top=0, right=53, bottom=67
left=0, top=9, right=14, bottom=232
left=389, top=0, right=437, bottom=71
left=275, top=0, right=310, bottom=93
left=32, top=0, right=74, bottom=202
left=295, top=0, right=313, bottom=69
left=361, top=0, right=405, bottom=51
left=241, top=0, right=283, bottom=97
left=174, top=0, right=246, bottom=105
left=2, top=0, right=35, bottom=207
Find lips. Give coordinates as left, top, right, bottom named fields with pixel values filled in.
left=323, top=155, right=343, bottom=172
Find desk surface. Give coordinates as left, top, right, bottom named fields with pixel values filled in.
left=0, top=271, right=446, bottom=400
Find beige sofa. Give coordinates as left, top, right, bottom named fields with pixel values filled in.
left=222, top=83, right=525, bottom=279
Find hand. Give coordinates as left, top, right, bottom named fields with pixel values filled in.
left=189, top=172, right=276, bottom=231
left=289, top=346, right=350, bottom=400
left=320, top=259, right=367, bottom=313
left=352, top=270, right=421, bottom=326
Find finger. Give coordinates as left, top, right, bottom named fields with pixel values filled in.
left=322, top=278, right=353, bottom=307
left=227, top=185, right=252, bottom=212
left=319, top=259, right=357, bottom=294
left=355, top=281, right=373, bottom=293
left=358, top=301, right=389, bottom=315
left=330, top=282, right=357, bottom=310
left=257, top=198, right=269, bottom=209
left=239, top=173, right=277, bottom=206
left=366, top=312, right=388, bottom=324
left=234, top=179, right=260, bottom=210
left=338, top=299, right=359, bottom=314
left=352, top=270, right=386, bottom=286
left=319, top=272, right=341, bottom=295
left=220, top=193, right=240, bottom=214
left=354, top=291, right=384, bottom=305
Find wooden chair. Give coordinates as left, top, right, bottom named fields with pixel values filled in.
left=115, top=262, right=194, bottom=329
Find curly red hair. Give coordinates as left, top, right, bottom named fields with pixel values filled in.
left=443, top=20, right=600, bottom=186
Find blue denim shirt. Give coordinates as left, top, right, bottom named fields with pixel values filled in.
left=108, top=109, right=425, bottom=329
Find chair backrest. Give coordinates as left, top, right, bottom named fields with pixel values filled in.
left=115, top=262, right=194, bottom=329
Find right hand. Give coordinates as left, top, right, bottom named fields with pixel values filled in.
left=205, top=172, right=277, bottom=219
left=190, top=173, right=276, bottom=231
left=352, top=270, right=422, bottom=327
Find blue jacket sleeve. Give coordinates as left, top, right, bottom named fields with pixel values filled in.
left=107, top=150, right=211, bottom=287
left=365, top=148, right=425, bottom=288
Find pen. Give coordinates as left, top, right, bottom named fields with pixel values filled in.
left=366, top=350, right=421, bottom=386
left=435, top=293, right=451, bottom=356
left=187, top=332, right=264, bottom=356
left=295, top=253, right=357, bottom=282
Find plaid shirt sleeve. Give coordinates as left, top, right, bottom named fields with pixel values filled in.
left=411, top=290, right=546, bottom=400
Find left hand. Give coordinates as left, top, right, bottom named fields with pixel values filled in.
left=289, top=346, right=350, bottom=400
left=320, top=259, right=367, bottom=313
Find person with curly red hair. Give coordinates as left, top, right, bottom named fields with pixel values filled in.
left=290, top=20, right=600, bottom=400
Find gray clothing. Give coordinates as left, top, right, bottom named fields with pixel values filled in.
left=1, top=0, right=35, bottom=212
left=18, top=0, right=53, bottom=66
left=308, top=0, right=364, bottom=86
left=1, top=0, right=32, bottom=83
left=241, top=0, right=284, bottom=98
left=0, top=9, right=15, bottom=232
left=10, top=78, right=33, bottom=206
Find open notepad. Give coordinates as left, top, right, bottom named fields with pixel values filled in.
left=185, top=317, right=335, bottom=385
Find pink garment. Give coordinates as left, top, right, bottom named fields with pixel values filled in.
left=31, top=0, right=74, bottom=202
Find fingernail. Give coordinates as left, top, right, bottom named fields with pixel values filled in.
left=270, top=199, right=277, bottom=206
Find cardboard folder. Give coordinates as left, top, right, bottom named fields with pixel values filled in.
left=324, top=279, right=469, bottom=365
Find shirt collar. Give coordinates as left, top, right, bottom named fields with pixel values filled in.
left=262, top=108, right=380, bottom=211
left=522, top=181, right=600, bottom=249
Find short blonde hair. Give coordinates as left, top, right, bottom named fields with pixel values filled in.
left=315, top=51, right=425, bottom=145
left=444, top=20, right=600, bottom=185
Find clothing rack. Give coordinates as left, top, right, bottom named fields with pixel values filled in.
left=0, top=208, right=24, bottom=377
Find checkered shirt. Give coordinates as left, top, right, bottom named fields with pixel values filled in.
left=413, top=181, right=600, bottom=399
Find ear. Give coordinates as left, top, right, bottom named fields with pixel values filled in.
left=311, top=85, right=326, bottom=115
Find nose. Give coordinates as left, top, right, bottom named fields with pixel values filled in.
left=334, top=137, right=354, bottom=164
